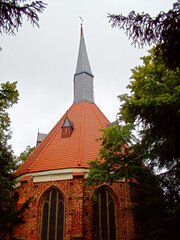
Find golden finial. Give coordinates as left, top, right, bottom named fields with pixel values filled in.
left=79, top=16, right=83, bottom=25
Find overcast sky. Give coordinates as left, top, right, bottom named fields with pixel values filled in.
left=0, top=0, right=175, bottom=155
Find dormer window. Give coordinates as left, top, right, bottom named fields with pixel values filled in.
left=61, top=115, right=74, bottom=138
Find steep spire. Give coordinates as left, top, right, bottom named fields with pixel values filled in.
left=73, top=23, right=95, bottom=104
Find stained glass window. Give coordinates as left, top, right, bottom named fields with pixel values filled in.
left=41, top=189, right=64, bottom=240
left=92, top=188, right=116, bottom=240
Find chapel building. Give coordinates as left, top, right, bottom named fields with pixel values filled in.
left=13, top=24, right=137, bottom=240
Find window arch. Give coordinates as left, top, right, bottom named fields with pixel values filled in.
left=40, top=188, right=64, bottom=240
left=92, top=188, right=116, bottom=240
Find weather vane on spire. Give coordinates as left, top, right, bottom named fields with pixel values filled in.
left=79, top=16, right=83, bottom=25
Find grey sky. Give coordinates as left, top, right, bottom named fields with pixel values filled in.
left=0, top=0, right=175, bottom=155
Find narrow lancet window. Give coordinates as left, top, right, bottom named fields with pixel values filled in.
left=92, top=188, right=116, bottom=240
left=41, top=189, right=64, bottom=240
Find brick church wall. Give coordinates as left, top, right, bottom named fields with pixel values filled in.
left=14, top=174, right=136, bottom=240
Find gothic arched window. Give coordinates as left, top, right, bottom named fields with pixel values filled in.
left=40, top=188, right=64, bottom=240
left=92, top=188, right=116, bottom=240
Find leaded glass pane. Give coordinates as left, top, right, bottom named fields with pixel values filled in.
left=101, top=190, right=108, bottom=240
left=59, top=193, right=63, bottom=201
left=109, top=202, right=116, bottom=240
left=92, top=189, right=116, bottom=240
left=49, top=190, right=57, bottom=240
left=41, top=202, right=49, bottom=240
left=45, top=195, right=49, bottom=201
left=93, top=201, right=99, bottom=240
left=108, top=193, right=112, bottom=203
left=57, top=201, right=64, bottom=240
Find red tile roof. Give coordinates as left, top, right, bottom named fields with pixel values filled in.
left=15, top=102, right=110, bottom=176
left=73, top=172, right=85, bottom=177
left=20, top=175, right=32, bottom=182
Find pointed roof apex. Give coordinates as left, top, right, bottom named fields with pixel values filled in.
left=80, top=17, right=83, bottom=25
left=75, top=23, right=93, bottom=76
left=74, top=23, right=95, bottom=104
left=15, top=102, right=110, bottom=176
left=80, top=17, right=83, bottom=36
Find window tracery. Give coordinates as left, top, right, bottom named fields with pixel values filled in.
left=40, top=188, right=64, bottom=240
left=92, top=188, right=116, bottom=240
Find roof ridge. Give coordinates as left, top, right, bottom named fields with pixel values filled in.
left=78, top=101, right=84, bottom=166
left=89, top=102, right=105, bottom=128
left=28, top=103, right=79, bottom=172
left=68, top=102, right=79, bottom=117
left=94, top=104, right=110, bottom=124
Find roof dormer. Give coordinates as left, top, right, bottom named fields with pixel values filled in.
left=61, top=115, right=74, bottom=138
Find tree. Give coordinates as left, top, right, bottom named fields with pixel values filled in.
left=15, top=145, right=35, bottom=169
left=85, top=124, right=142, bottom=185
left=120, top=48, right=180, bottom=239
left=0, top=82, right=30, bottom=239
left=86, top=124, right=180, bottom=239
left=86, top=124, right=177, bottom=239
left=120, top=47, right=180, bottom=172
left=86, top=48, right=180, bottom=239
left=108, top=1, right=180, bottom=69
left=119, top=47, right=180, bottom=204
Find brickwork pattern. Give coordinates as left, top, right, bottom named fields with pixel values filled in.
left=14, top=176, right=136, bottom=240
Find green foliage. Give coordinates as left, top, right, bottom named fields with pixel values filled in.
left=132, top=169, right=180, bottom=240
left=0, top=82, right=18, bottom=184
left=86, top=122, right=180, bottom=239
left=85, top=124, right=142, bottom=185
left=132, top=170, right=170, bottom=240
left=108, top=1, right=180, bottom=69
left=15, top=145, right=35, bottom=169
left=86, top=122, right=176, bottom=239
left=86, top=48, right=180, bottom=239
left=0, top=82, right=30, bottom=239
left=0, top=81, right=18, bottom=195
left=120, top=48, right=180, bottom=239
left=0, top=196, right=32, bottom=240
left=120, top=48, right=180, bottom=171
left=0, top=81, right=18, bottom=143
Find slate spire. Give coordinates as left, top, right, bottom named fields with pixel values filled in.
left=73, top=23, right=95, bottom=103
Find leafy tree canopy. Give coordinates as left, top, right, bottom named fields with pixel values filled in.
left=119, top=47, right=180, bottom=207
left=85, top=124, right=143, bottom=186
left=86, top=124, right=179, bottom=239
left=120, top=47, right=180, bottom=172
left=0, top=82, right=30, bottom=239
left=0, top=81, right=18, bottom=143
left=15, top=145, right=35, bottom=169
left=86, top=48, right=180, bottom=239
left=108, top=1, right=180, bottom=69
